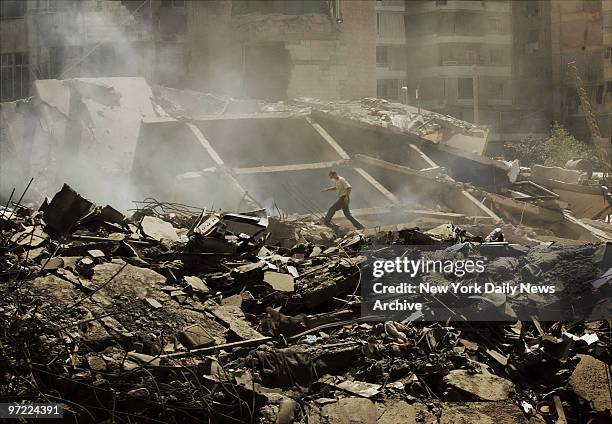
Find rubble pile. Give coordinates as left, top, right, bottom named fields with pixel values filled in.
left=292, top=97, right=488, bottom=140
left=1, top=184, right=610, bottom=423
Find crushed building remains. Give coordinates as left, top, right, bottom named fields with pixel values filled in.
left=0, top=182, right=610, bottom=422
left=1, top=77, right=611, bottom=424
left=2, top=77, right=610, bottom=243
left=2, top=1, right=611, bottom=422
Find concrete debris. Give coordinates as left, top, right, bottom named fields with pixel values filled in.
left=263, top=271, right=295, bottom=292
left=178, top=324, right=216, bottom=349
left=10, top=225, right=48, bottom=247
left=4, top=78, right=610, bottom=244
left=439, top=402, right=545, bottom=424
left=140, top=215, right=179, bottom=242
left=309, top=398, right=378, bottom=424
left=184, top=275, right=210, bottom=294
left=0, top=183, right=610, bottom=423
left=41, top=183, right=95, bottom=233
left=144, top=297, right=163, bottom=309
left=443, top=365, right=515, bottom=401
left=335, top=380, right=381, bottom=398
left=569, top=355, right=612, bottom=413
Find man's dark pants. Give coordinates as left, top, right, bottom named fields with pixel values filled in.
left=324, top=196, right=364, bottom=229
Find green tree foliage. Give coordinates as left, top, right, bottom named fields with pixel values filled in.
left=505, top=122, right=593, bottom=167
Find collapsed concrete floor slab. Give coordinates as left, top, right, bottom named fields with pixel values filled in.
left=2, top=78, right=610, bottom=243
left=129, top=108, right=607, bottom=243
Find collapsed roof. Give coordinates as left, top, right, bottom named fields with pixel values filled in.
left=0, top=77, right=609, bottom=243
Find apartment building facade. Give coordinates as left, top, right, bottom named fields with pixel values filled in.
left=373, top=0, right=611, bottom=144
left=0, top=0, right=376, bottom=102
left=402, top=0, right=515, bottom=146
left=510, top=0, right=553, bottom=139
left=375, top=0, right=407, bottom=101
left=550, top=0, right=611, bottom=140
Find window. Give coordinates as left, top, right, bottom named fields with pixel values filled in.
left=605, top=47, right=612, bottom=61
left=526, top=2, right=539, bottom=17
left=376, top=46, right=389, bottom=67
left=436, top=0, right=448, bottom=5
left=377, top=79, right=400, bottom=100
left=458, top=78, right=473, bottom=99
left=607, top=81, right=612, bottom=93
left=0, top=0, right=26, bottom=19
left=490, top=49, right=504, bottom=65
left=378, top=12, right=405, bottom=38
left=526, top=29, right=540, bottom=53
left=527, top=30, right=539, bottom=44
left=489, top=81, right=504, bottom=98
left=0, top=53, right=30, bottom=101
left=466, top=50, right=480, bottom=65
left=488, top=18, right=503, bottom=34
left=596, top=85, right=604, bottom=104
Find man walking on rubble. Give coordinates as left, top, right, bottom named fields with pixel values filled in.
left=321, top=171, right=364, bottom=230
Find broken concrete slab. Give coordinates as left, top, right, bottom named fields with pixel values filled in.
left=263, top=271, right=295, bottom=292
left=89, top=261, right=167, bottom=302
left=41, top=184, right=95, bottom=233
left=178, top=324, right=216, bottom=349
left=335, top=380, right=381, bottom=398
left=376, top=400, right=436, bottom=424
left=10, top=226, right=48, bottom=247
left=439, top=402, right=544, bottom=424
left=205, top=301, right=265, bottom=341
left=569, top=354, right=612, bottom=413
left=309, top=398, right=378, bottom=424
left=532, top=164, right=585, bottom=184
left=87, top=249, right=105, bottom=260
left=41, top=256, right=64, bottom=271
left=140, top=216, right=179, bottom=242
left=76, top=257, right=95, bottom=278
left=443, top=366, right=515, bottom=401
left=98, top=205, right=127, bottom=225
left=183, top=276, right=210, bottom=294
left=144, top=298, right=163, bottom=309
